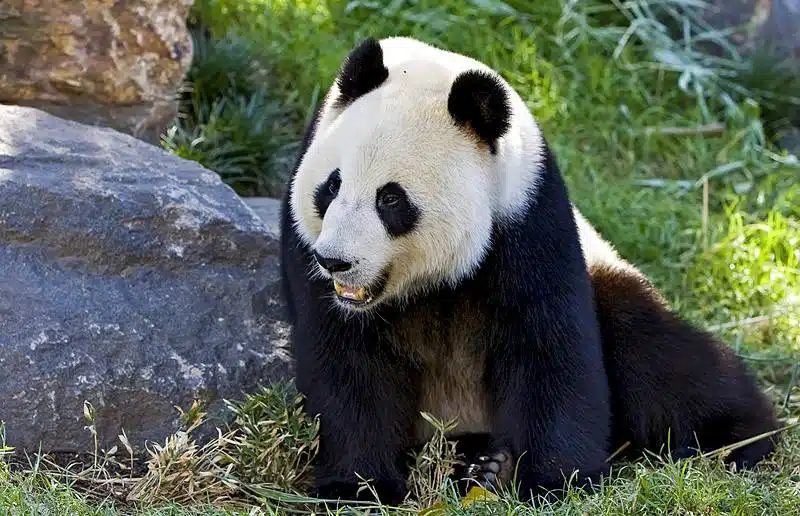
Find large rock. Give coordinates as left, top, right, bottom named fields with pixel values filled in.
left=0, top=105, right=291, bottom=454
left=0, top=0, right=194, bottom=144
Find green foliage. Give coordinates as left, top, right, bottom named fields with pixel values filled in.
left=161, top=90, right=298, bottom=197
left=160, top=29, right=299, bottom=197
left=404, top=413, right=463, bottom=510
left=124, top=386, right=319, bottom=509
left=223, top=384, right=320, bottom=493
left=686, top=208, right=800, bottom=352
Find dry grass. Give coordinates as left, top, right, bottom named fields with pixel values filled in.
left=2, top=385, right=322, bottom=513
left=402, top=413, right=463, bottom=510
left=2, top=381, right=797, bottom=515
left=0, top=385, right=484, bottom=514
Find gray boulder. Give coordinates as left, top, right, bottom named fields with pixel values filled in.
left=0, top=105, right=292, bottom=454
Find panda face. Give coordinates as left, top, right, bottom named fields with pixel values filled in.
left=289, top=37, right=544, bottom=312
left=293, top=95, right=495, bottom=311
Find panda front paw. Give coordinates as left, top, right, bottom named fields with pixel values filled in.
left=464, top=448, right=514, bottom=491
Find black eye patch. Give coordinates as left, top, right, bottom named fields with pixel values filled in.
left=314, top=168, right=341, bottom=218
left=376, top=182, right=419, bottom=237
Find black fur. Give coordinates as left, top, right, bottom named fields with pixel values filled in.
left=281, top=120, right=613, bottom=505
left=334, top=37, right=389, bottom=109
left=376, top=182, right=419, bottom=237
left=448, top=70, right=512, bottom=154
left=313, top=168, right=341, bottom=218
left=588, top=261, right=781, bottom=467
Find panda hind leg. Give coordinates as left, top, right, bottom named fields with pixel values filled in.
left=590, top=262, right=781, bottom=471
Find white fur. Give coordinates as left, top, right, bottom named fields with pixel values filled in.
left=289, top=37, right=546, bottom=308
left=572, top=207, right=623, bottom=268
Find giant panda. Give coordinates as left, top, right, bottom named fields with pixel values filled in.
left=279, top=36, right=780, bottom=506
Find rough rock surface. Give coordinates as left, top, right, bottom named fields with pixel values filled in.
left=242, top=197, right=283, bottom=238
left=704, top=0, right=800, bottom=61
left=0, top=105, right=291, bottom=454
left=0, top=0, right=194, bottom=144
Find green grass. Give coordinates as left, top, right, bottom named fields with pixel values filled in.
left=2, top=401, right=799, bottom=515
left=4, top=0, right=800, bottom=514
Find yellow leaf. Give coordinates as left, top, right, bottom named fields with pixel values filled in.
left=418, top=487, right=499, bottom=515
left=460, top=486, right=499, bottom=507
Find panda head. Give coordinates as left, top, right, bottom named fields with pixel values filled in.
left=290, top=37, right=545, bottom=312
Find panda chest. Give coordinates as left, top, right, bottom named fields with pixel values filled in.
left=395, top=307, right=491, bottom=443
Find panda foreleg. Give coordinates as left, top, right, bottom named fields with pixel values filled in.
left=297, top=333, right=418, bottom=507
left=483, top=320, right=612, bottom=501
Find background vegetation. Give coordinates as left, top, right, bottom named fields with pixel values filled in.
left=3, top=0, right=799, bottom=514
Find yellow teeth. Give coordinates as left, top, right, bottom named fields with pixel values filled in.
left=333, top=281, right=368, bottom=302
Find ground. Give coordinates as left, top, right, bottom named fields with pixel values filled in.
left=2, top=0, right=799, bottom=514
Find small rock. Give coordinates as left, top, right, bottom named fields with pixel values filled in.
left=778, top=126, right=800, bottom=156
left=0, top=105, right=292, bottom=454
left=703, top=0, right=800, bottom=63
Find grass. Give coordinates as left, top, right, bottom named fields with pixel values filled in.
left=4, top=0, right=800, bottom=514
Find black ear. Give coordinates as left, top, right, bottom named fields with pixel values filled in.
left=447, top=70, right=511, bottom=154
left=334, top=37, right=389, bottom=108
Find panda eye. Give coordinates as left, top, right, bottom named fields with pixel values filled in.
left=376, top=182, right=408, bottom=213
left=326, top=171, right=341, bottom=195
left=313, top=168, right=341, bottom=219
left=379, top=192, right=400, bottom=207
left=375, top=182, right=419, bottom=237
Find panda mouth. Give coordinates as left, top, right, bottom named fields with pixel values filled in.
left=333, top=281, right=373, bottom=305
left=331, top=272, right=388, bottom=307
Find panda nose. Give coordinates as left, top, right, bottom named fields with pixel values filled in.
left=313, top=251, right=353, bottom=273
